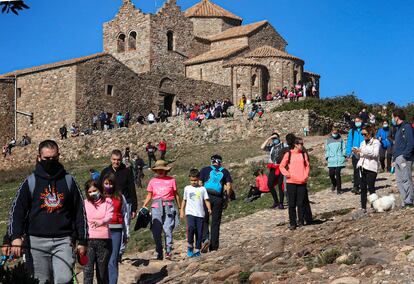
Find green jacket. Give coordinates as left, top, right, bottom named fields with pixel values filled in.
left=325, top=135, right=346, bottom=168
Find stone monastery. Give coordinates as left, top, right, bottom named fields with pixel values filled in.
left=0, top=0, right=320, bottom=141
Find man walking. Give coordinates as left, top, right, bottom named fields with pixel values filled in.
left=200, top=155, right=233, bottom=252
left=100, top=149, right=138, bottom=220
left=346, top=117, right=365, bottom=194
left=392, top=109, right=414, bottom=208
left=7, top=140, right=88, bottom=284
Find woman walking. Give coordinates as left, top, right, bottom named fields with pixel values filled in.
left=142, top=160, right=181, bottom=260
left=83, top=180, right=114, bottom=284
left=325, top=127, right=346, bottom=194
left=103, top=174, right=129, bottom=284
left=280, top=136, right=311, bottom=230
left=354, top=126, right=380, bottom=212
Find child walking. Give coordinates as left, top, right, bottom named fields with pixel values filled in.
left=102, top=173, right=129, bottom=284
left=180, top=169, right=212, bottom=257
left=143, top=160, right=181, bottom=260
left=280, top=136, right=311, bottom=230
left=83, top=180, right=114, bottom=284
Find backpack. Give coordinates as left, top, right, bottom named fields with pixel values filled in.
left=285, top=150, right=309, bottom=170
left=27, top=173, right=73, bottom=198
left=270, top=143, right=289, bottom=164
left=204, top=166, right=225, bottom=194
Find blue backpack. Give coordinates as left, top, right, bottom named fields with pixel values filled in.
left=204, top=166, right=224, bottom=194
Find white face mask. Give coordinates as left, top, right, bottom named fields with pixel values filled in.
left=89, top=191, right=101, bottom=202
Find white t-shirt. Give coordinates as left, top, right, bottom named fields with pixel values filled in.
left=183, top=185, right=209, bottom=218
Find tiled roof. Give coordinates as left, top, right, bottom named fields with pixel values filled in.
left=0, top=53, right=108, bottom=78
left=304, top=71, right=321, bottom=77
left=185, top=45, right=249, bottom=65
left=246, top=45, right=303, bottom=62
left=223, top=57, right=266, bottom=68
left=185, top=0, right=242, bottom=21
left=207, top=20, right=268, bottom=42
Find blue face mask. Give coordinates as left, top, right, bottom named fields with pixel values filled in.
left=391, top=118, right=397, bottom=126
left=355, top=122, right=362, bottom=128
left=272, top=139, right=280, bottom=145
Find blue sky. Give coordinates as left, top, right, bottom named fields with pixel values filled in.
left=1, top=0, right=413, bottom=105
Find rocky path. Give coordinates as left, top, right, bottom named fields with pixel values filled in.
left=86, top=169, right=414, bottom=284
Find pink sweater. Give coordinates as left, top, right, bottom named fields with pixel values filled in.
left=84, top=198, right=114, bottom=239
left=279, top=150, right=310, bottom=184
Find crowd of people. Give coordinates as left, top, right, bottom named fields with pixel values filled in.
left=0, top=104, right=412, bottom=283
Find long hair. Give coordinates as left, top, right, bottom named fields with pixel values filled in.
left=102, top=173, right=120, bottom=199
left=84, top=179, right=103, bottom=203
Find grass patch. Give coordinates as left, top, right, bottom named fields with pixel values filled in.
left=401, top=232, right=412, bottom=241
left=304, top=247, right=342, bottom=270
left=239, top=271, right=252, bottom=283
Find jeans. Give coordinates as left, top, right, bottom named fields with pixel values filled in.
left=186, top=215, right=204, bottom=250
left=360, top=168, right=377, bottom=209
left=29, top=236, right=74, bottom=284
left=151, top=203, right=177, bottom=256
left=352, top=156, right=361, bottom=190
left=84, top=239, right=112, bottom=284
left=108, top=229, right=122, bottom=284
left=287, top=184, right=308, bottom=227
left=203, top=194, right=223, bottom=251
left=395, top=155, right=414, bottom=206
left=267, top=168, right=284, bottom=205
left=328, top=167, right=343, bottom=191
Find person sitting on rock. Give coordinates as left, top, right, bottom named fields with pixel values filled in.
left=244, top=169, right=270, bottom=203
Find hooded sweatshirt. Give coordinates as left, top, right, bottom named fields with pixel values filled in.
left=8, top=162, right=88, bottom=245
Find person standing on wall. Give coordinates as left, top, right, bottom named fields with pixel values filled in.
left=391, top=109, right=414, bottom=208
left=346, top=116, right=365, bottom=194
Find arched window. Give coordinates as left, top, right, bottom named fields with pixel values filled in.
left=167, top=31, right=174, bottom=51
left=128, top=31, right=137, bottom=50
left=117, top=33, right=126, bottom=53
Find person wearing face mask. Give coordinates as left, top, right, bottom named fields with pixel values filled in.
left=346, top=117, right=365, bottom=194
left=83, top=180, right=113, bottom=284
left=261, top=132, right=290, bottom=209
left=325, top=127, right=346, bottom=194
left=279, top=137, right=311, bottom=230
left=355, top=126, right=381, bottom=212
left=376, top=120, right=393, bottom=172
left=391, top=109, right=414, bottom=208
left=103, top=173, right=129, bottom=284
left=7, top=140, right=88, bottom=284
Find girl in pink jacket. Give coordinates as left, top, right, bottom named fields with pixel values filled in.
left=280, top=136, right=311, bottom=230
left=84, top=180, right=114, bottom=284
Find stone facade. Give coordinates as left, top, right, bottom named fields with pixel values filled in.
left=186, top=61, right=232, bottom=86
left=0, top=81, right=14, bottom=144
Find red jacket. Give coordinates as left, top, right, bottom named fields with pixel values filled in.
left=158, top=141, right=167, bottom=151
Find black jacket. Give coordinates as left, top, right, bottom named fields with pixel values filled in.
left=8, top=163, right=88, bottom=245
left=99, top=164, right=138, bottom=212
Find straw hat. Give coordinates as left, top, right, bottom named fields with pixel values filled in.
left=151, top=160, right=172, bottom=171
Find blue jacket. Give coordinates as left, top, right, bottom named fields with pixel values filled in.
left=393, top=122, right=414, bottom=161
left=325, top=135, right=346, bottom=167
left=376, top=128, right=392, bottom=149
left=346, top=128, right=364, bottom=157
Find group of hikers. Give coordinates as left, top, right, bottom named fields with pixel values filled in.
left=0, top=106, right=413, bottom=283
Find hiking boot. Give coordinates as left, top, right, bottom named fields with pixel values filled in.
left=192, top=250, right=201, bottom=258
left=187, top=248, right=194, bottom=257
left=201, top=240, right=210, bottom=253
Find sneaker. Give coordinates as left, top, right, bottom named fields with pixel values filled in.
left=156, top=254, right=163, bottom=260
left=269, top=203, right=279, bottom=209
left=288, top=224, right=297, bottom=231
left=192, top=250, right=201, bottom=257
left=201, top=240, right=210, bottom=253
left=278, top=204, right=284, bottom=210
left=187, top=248, right=194, bottom=257
left=165, top=252, right=172, bottom=260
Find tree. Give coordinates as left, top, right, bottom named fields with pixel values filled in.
left=0, top=1, right=29, bottom=15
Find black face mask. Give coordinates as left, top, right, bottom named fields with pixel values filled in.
left=39, top=159, right=62, bottom=176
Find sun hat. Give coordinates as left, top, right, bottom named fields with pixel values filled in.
left=151, top=160, right=172, bottom=171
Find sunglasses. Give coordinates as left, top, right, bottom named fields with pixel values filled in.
left=362, top=133, right=369, bottom=136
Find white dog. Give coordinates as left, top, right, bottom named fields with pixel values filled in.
left=368, top=193, right=396, bottom=212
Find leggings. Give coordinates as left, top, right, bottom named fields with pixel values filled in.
left=83, top=239, right=112, bottom=284
left=360, top=168, right=377, bottom=209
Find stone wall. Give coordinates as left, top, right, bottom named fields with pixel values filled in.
left=103, top=1, right=152, bottom=74
left=189, top=37, right=211, bottom=58
left=150, top=1, right=194, bottom=75
left=248, top=24, right=287, bottom=51
left=210, top=37, right=249, bottom=49
left=15, top=66, right=77, bottom=142
left=186, top=61, right=232, bottom=86
left=0, top=81, right=14, bottom=144
left=0, top=108, right=311, bottom=171
left=190, top=18, right=224, bottom=38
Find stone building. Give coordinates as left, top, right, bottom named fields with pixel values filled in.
left=0, top=0, right=320, bottom=142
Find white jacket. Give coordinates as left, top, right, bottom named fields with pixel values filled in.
left=357, top=138, right=381, bottom=172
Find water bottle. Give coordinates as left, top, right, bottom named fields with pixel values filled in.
left=390, top=166, right=395, bottom=174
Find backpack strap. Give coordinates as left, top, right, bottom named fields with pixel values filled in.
left=27, top=173, right=73, bottom=198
